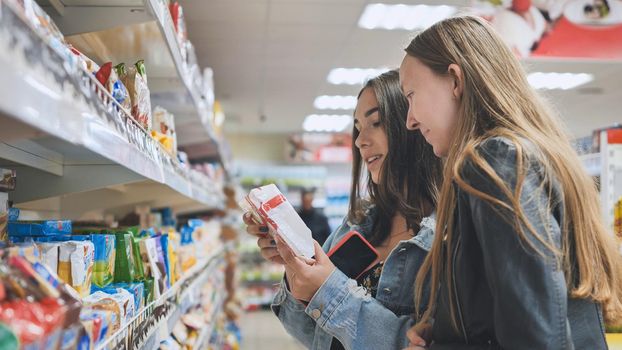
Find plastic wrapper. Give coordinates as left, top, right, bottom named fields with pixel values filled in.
left=118, top=61, right=152, bottom=130
left=241, top=184, right=314, bottom=257
left=139, top=238, right=163, bottom=298
left=0, top=298, right=65, bottom=350
left=96, top=62, right=131, bottom=113
left=79, top=309, right=111, bottom=349
left=82, top=292, right=121, bottom=334
left=169, top=2, right=187, bottom=48
left=8, top=220, right=72, bottom=236
left=143, top=278, right=154, bottom=304
left=106, top=289, right=134, bottom=326
left=91, top=234, right=116, bottom=288
left=154, top=235, right=170, bottom=290
left=92, top=282, right=144, bottom=315
left=37, top=242, right=60, bottom=273
left=113, top=232, right=136, bottom=283
left=152, top=106, right=177, bottom=155
left=6, top=242, right=41, bottom=264
left=58, top=241, right=95, bottom=298
left=0, top=324, right=18, bottom=350
left=69, top=46, right=100, bottom=73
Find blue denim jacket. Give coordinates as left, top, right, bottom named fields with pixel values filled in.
left=271, top=206, right=435, bottom=350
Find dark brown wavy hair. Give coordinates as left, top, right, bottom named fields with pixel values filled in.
left=348, top=70, right=442, bottom=245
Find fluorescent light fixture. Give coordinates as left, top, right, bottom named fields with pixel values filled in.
left=527, top=72, right=593, bottom=90
left=327, top=68, right=389, bottom=85
left=358, top=4, right=457, bottom=30
left=314, top=95, right=358, bottom=110
left=303, top=114, right=353, bottom=132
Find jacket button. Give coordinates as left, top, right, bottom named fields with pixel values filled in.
left=383, top=288, right=392, bottom=294
left=311, top=309, right=321, bottom=319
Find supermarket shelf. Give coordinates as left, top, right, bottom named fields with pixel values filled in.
left=195, top=292, right=226, bottom=350
left=37, top=0, right=232, bottom=175
left=0, top=1, right=224, bottom=209
left=97, top=246, right=225, bottom=350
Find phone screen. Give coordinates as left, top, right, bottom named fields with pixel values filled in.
left=328, top=232, right=378, bottom=279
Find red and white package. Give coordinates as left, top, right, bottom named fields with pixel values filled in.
left=240, top=184, right=314, bottom=257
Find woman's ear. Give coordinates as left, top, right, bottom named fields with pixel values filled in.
left=447, top=63, right=463, bottom=100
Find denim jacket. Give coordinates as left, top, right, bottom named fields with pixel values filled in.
left=271, top=206, right=435, bottom=350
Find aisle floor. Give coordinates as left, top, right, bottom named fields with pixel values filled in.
left=240, top=310, right=305, bottom=350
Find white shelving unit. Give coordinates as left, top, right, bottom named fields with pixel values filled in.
left=96, top=247, right=225, bottom=350
left=0, top=0, right=226, bottom=217
left=580, top=130, right=622, bottom=232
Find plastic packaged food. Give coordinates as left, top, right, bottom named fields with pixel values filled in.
left=139, top=237, right=162, bottom=297
left=8, top=220, right=72, bottom=236
left=241, top=184, right=314, bottom=257
left=37, top=242, right=61, bottom=273
left=142, top=277, right=155, bottom=304
left=113, top=282, right=144, bottom=313
left=112, top=232, right=136, bottom=283
left=69, top=46, right=100, bottom=73
left=82, top=292, right=121, bottom=334
left=58, top=241, right=95, bottom=298
left=107, top=288, right=135, bottom=326
left=6, top=242, right=41, bottom=264
left=154, top=235, right=170, bottom=290
left=152, top=106, right=177, bottom=155
left=118, top=61, right=153, bottom=130
left=96, top=62, right=131, bottom=113
left=91, top=234, right=116, bottom=288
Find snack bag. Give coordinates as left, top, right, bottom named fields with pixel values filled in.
left=152, top=106, right=177, bottom=155
left=58, top=241, right=95, bottom=298
left=118, top=61, right=152, bottom=130
left=96, top=62, right=131, bottom=113
left=154, top=235, right=170, bottom=290
left=139, top=238, right=162, bottom=297
left=69, top=46, right=100, bottom=73
left=82, top=292, right=121, bottom=334
left=37, top=242, right=60, bottom=273
left=241, top=184, right=314, bottom=257
left=113, top=232, right=135, bottom=283
left=91, top=234, right=116, bottom=288
left=6, top=242, right=41, bottom=264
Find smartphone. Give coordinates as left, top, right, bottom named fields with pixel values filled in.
left=327, top=231, right=379, bottom=280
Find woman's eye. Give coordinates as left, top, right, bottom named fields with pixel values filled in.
left=372, top=121, right=381, bottom=128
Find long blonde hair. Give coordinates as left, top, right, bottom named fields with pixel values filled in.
left=407, top=16, right=622, bottom=327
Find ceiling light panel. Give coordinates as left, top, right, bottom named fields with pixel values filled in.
left=314, top=95, right=358, bottom=110
left=527, top=72, right=593, bottom=90
left=303, top=114, right=353, bottom=132
left=358, top=4, right=457, bottom=30
left=327, top=68, right=390, bottom=85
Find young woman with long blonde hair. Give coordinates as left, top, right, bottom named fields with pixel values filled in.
left=399, top=15, right=622, bottom=349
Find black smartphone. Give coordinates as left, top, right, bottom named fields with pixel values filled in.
left=327, top=231, right=378, bottom=280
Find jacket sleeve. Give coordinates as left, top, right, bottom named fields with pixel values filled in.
left=460, top=138, right=573, bottom=350
left=269, top=217, right=345, bottom=348
left=304, top=268, right=416, bottom=350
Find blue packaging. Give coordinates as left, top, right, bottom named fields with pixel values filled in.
left=8, top=220, right=72, bottom=236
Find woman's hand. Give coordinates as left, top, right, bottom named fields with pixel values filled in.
left=275, top=234, right=335, bottom=302
left=403, top=323, right=431, bottom=350
left=242, top=212, right=285, bottom=264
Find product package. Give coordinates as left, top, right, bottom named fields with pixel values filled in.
left=37, top=242, right=61, bottom=273
left=241, top=184, right=314, bottom=257
left=152, top=106, right=177, bottom=155
left=154, top=235, right=171, bottom=290
left=58, top=241, right=95, bottom=298
left=82, top=292, right=122, bottom=334
left=91, top=234, right=116, bottom=288
left=139, top=237, right=162, bottom=298
left=8, top=220, right=72, bottom=236
left=6, top=242, right=41, bottom=264
left=117, top=60, right=153, bottom=130
left=113, top=232, right=136, bottom=283
left=96, top=62, right=131, bottom=112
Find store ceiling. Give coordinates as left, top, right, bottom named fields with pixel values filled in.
left=182, top=0, right=622, bottom=138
